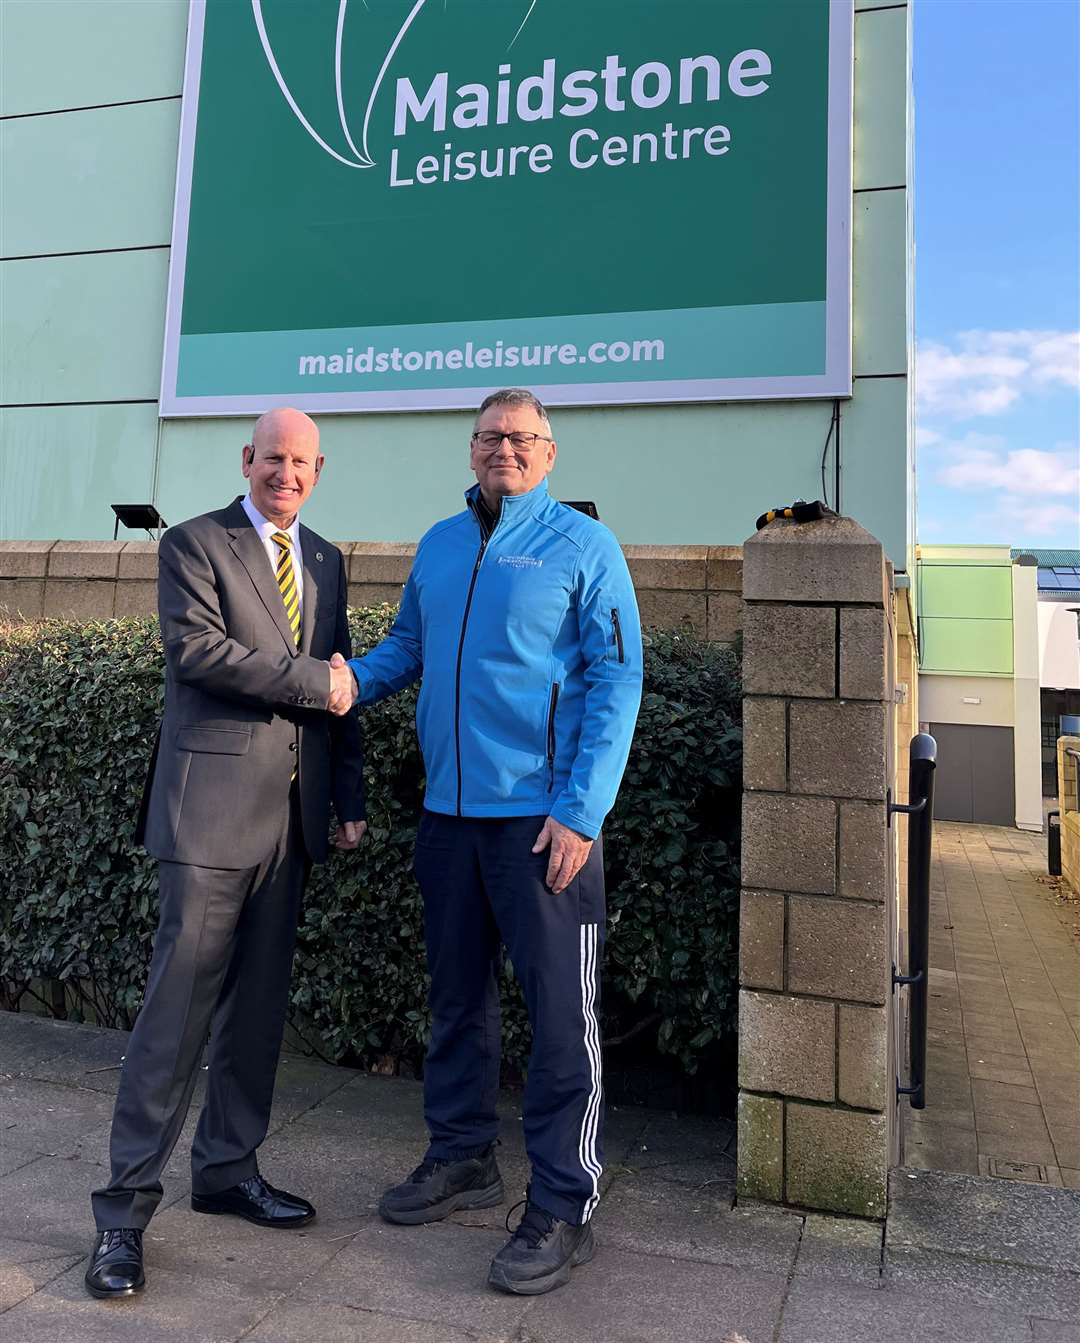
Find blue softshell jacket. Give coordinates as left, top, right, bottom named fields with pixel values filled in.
left=348, top=480, right=643, bottom=839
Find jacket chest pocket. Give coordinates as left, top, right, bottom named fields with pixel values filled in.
left=175, top=726, right=251, bottom=755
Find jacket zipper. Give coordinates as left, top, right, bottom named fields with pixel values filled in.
left=455, top=504, right=488, bottom=815
left=546, top=682, right=560, bottom=791
left=611, top=607, right=625, bottom=663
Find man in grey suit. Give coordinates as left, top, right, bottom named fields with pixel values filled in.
left=86, top=407, right=364, bottom=1299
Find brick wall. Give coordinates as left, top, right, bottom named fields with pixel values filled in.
left=736, top=516, right=894, bottom=1219
left=1059, top=737, right=1080, bottom=897
left=0, top=540, right=743, bottom=642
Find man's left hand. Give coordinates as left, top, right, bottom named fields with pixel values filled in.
left=532, top=816, right=593, bottom=894
left=332, top=819, right=367, bottom=850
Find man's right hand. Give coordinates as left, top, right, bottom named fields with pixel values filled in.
left=327, top=652, right=357, bottom=716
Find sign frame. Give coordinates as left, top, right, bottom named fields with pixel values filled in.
left=160, top=0, right=854, bottom=417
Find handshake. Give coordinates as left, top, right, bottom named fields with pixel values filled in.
left=326, top=652, right=358, bottom=716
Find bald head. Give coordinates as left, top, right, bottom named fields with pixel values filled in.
left=252, top=406, right=320, bottom=454
left=242, top=406, right=324, bottom=527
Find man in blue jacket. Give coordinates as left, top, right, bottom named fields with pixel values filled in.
left=346, top=387, right=642, bottom=1295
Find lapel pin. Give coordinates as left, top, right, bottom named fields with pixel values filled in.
left=315, top=551, right=324, bottom=562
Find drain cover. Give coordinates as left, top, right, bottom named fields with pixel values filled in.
left=987, top=1158, right=1048, bottom=1182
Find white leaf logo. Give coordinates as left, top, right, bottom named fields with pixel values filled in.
left=251, top=0, right=540, bottom=169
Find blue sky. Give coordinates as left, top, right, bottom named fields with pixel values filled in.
left=914, top=0, right=1079, bottom=549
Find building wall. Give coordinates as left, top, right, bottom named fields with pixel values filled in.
left=916, top=545, right=1042, bottom=830
left=919, top=674, right=1014, bottom=729
left=1012, top=564, right=1043, bottom=829
left=918, top=545, right=1015, bottom=676
left=1, top=1, right=913, bottom=567
left=1040, top=603, right=1080, bottom=691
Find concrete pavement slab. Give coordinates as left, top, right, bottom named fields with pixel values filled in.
left=887, top=1168, right=1080, bottom=1273
left=901, top=1123, right=978, bottom=1175
left=777, top=1279, right=1036, bottom=1343
left=520, top=1245, right=787, bottom=1343
left=589, top=1173, right=800, bottom=1274
left=0, top=1237, right=82, bottom=1312
left=885, top=1246, right=1080, bottom=1322
left=264, top=1053, right=361, bottom=1126
left=294, top=1219, right=531, bottom=1336
left=0, top=1151, right=187, bottom=1254
left=0, top=1259, right=282, bottom=1343
left=247, top=1298, right=511, bottom=1342
left=0, top=1145, right=43, bottom=1179
left=1030, top=1322, right=1080, bottom=1341
left=620, top=1110, right=735, bottom=1186
left=295, top=1072, right=429, bottom=1145
left=793, top=1213, right=884, bottom=1284
left=0, top=1012, right=89, bottom=1076
left=143, top=1202, right=352, bottom=1295
left=255, top=1113, right=452, bottom=1224
left=0, top=1074, right=114, bottom=1159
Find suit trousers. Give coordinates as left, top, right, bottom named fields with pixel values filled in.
left=91, top=788, right=310, bottom=1231
left=415, top=812, right=606, bottom=1227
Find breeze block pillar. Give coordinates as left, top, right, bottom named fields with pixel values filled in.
left=736, top=516, right=894, bottom=1219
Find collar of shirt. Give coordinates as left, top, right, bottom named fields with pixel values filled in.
left=242, top=495, right=304, bottom=612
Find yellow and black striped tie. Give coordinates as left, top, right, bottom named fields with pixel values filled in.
left=272, top=531, right=301, bottom=649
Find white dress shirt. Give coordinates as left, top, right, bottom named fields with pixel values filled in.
left=242, top=495, right=304, bottom=617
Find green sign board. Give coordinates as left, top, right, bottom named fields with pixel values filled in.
left=161, top=0, right=852, bottom=415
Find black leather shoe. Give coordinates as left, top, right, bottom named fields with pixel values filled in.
left=191, top=1175, right=315, bottom=1228
left=85, top=1228, right=145, bottom=1299
left=378, top=1146, right=504, bottom=1225
left=488, top=1197, right=594, bottom=1295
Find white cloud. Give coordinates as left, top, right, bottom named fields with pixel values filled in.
left=918, top=430, right=1080, bottom=544
left=934, top=439, right=1080, bottom=498
left=917, top=329, right=1080, bottom=419
left=1000, top=500, right=1080, bottom=535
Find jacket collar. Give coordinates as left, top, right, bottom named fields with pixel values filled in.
left=465, top=478, right=550, bottom=532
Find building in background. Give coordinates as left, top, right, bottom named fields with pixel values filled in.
left=917, top=545, right=1042, bottom=831
left=1, top=0, right=913, bottom=575
left=1014, top=549, right=1080, bottom=796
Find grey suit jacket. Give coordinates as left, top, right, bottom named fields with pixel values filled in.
left=137, top=497, right=365, bottom=869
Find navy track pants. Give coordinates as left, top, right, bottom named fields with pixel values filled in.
left=414, top=811, right=606, bottom=1226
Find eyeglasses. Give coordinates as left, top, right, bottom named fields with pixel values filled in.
left=471, top=431, right=553, bottom=452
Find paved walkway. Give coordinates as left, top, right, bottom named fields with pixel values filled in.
left=904, top=821, right=1080, bottom=1188
left=2, top=1011, right=1079, bottom=1342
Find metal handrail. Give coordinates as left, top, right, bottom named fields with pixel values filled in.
left=891, top=733, right=937, bottom=1109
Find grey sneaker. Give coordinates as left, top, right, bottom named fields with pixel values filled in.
left=378, top=1146, right=504, bottom=1225
left=488, top=1197, right=595, bottom=1295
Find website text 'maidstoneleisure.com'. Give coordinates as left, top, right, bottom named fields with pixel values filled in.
left=297, top=336, right=666, bottom=379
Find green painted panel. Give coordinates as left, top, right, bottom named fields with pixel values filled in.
left=852, top=188, right=907, bottom=376
left=0, top=101, right=180, bottom=256
left=838, top=373, right=909, bottom=566
left=156, top=397, right=844, bottom=551
left=920, top=617, right=1014, bottom=676
left=0, top=403, right=158, bottom=539
left=853, top=6, right=908, bottom=190
left=920, top=565, right=1014, bottom=619
left=0, top=250, right=168, bottom=403
left=0, top=0, right=187, bottom=116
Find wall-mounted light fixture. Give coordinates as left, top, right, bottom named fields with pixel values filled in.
left=111, top=504, right=167, bottom=541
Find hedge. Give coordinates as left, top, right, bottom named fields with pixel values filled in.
left=0, top=609, right=741, bottom=1075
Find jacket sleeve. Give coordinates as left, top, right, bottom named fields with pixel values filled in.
left=158, top=525, right=332, bottom=709
left=347, top=564, right=424, bottom=703
left=550, top=529, right=643, bottom=839
left=329, top=549, right=366, bottom=823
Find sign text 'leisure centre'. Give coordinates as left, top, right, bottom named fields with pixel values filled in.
left=160, top=0, right=853, bottom=415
